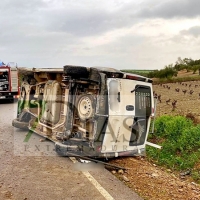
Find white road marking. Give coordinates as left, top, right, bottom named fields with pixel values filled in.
left=82, top=171, right=114, bottom=200
left=69, top=157, right=114, bottom=200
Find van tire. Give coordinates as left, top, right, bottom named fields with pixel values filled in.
left=76, top=94, right=95, bottom=121
left=63, top=65, right=89, bottom=78
left=89, top=68, right=100, bottom=82
left=12, top=118, right=29, bottom=130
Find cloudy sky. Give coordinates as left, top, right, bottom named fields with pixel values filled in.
left=1, top=0, right=200, bottom=70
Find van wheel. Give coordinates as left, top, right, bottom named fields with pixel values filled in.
left=12, top=118, right=29, bottom=130
left=63, top=65, right=89, bottom=78
left=89, top=68, right=100, bottom=82
left=77, top=95, right=95, bottom=121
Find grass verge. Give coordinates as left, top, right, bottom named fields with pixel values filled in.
left=147, top=115, right=200, bottom=183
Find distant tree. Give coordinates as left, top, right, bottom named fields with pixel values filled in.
left=189, top=59, right=200, bottom=75
left=153, top=64, right=177, bottom=79
left=174, top=57, right=186, bottom=71
left=147, top=70, right=159, bottom=78
left=183, top=58, right=193, bottom=65
left=174, top=57, right=194, bottom=72
left=183, top=58, right=193, bottom=72
left=191, top=65, right=199, bottom=74
left=174, top=63, right=185, bottom=71
left=175, top=57, right=184, bottom=65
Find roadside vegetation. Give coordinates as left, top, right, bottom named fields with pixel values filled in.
left=111, top=58, right=200, bottom=199
left=147, top=115, right=200, bottom=183
left=122, top=57, right=200, bottom=183
left=143, top=57, right=200, bottom=183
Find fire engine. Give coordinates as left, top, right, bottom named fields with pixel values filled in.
left=0, top=62, right=19, bottom=102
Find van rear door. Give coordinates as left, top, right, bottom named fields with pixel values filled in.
left=101, top=78, right=153, bottom=154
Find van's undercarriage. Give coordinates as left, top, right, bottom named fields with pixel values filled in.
left=13, top=65, right=155, bottom=158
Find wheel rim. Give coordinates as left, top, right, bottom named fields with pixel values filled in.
left=78, top=96, right=93, bottom=120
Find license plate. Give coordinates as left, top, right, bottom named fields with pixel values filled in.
left=0, top=96, right=6, bottom=99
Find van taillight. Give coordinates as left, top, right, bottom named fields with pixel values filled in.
left=126, top=74, right=139, bottom=80
left=126, top=74, right=153, bottom=83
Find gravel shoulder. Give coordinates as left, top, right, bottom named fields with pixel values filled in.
left=110, top=157, right=200, bottom=200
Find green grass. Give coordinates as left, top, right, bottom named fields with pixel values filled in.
left=147, top=115, right=200, bottom=183
left=121, top=69, right=154, bottom=72
left=153, top=75, right=200, bottom=84
left=120, top=69, right=155, bottom=76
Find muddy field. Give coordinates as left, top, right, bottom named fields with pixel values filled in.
left=153, top=80, right=200, bottom=119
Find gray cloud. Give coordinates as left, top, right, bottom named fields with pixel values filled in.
left=44, top=9, right=112, bottom=36
left=0, top=0, right=137, bottom=37
left=42, top=7, right=137, bottom=36
left=135, top=0, right=200, bottom=19
left=2, top=0, right=199, bottom=39
left=0, top=0, right=200, bottom=69
left=41, top=0, right=200, bottom=37
left=181, top=26, right=200, bottom=37
left=1, top=0, right=46, bottom=12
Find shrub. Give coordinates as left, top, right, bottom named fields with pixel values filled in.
left=153, top=115, right=193, bottom=140
left=147, top=115, right=200, bottom=171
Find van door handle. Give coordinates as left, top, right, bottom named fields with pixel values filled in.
left=117, top=92, right=120, bottom=102
left=126, top=105, right=134, bottom=111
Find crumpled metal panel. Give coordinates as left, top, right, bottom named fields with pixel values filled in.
left=41, top=80, right=62, bottom=124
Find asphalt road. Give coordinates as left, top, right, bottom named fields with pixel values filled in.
left=0, top=101, right=143, bottom=200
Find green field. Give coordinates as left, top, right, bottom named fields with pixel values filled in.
left=120, top=69, right=155, bottom=76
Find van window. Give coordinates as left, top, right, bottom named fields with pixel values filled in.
left=135, top=85, right=151, bottom=117
left=108, top=79, right=120, bottom=112
left=129, top=85, right=152, bottom=146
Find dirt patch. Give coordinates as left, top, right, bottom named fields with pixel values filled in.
left=110, top=157, right=200, bottom=200
left=153, top=80, right=200, bottom=117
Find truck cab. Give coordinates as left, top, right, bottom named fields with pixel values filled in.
left=13, top=65, right=155, bottom=158
left=0, top=66, right=19, bottom=102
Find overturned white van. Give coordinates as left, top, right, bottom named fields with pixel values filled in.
left=12, top=65, right=156, bottom=158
